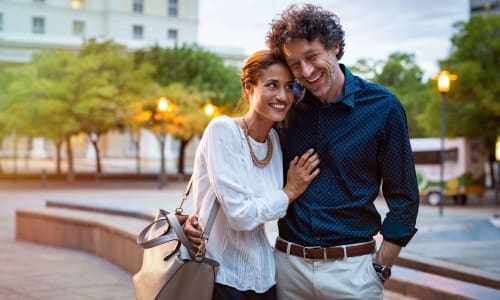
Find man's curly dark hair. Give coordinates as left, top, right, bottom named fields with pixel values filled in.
left=266, top=4, right=345, bottom=60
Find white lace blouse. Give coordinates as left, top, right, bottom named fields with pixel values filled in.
left=192, top=115, right=288, bottom=293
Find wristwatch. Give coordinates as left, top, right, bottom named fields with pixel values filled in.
left=373, top=263, right=392, bottom=282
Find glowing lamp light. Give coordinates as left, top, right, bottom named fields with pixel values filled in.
left=157, top=97, right=168, bottom=112
left=71, top=0, right=83, bottom=9
left=204, top=104, right=215, bottom=116
left=433, top=70, right=457, bottom=93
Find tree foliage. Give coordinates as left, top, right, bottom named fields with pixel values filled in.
left=418, top=15, right=500, bottom=156
left=0, top=39, right=155, bottom=176
left=143, top=83, right=212, bottom=174
left=71, top=39, right=154, bottom=173
left=135, top=44, right=241, bottom=110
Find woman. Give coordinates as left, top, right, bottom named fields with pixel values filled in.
left=188, top=50, right=320, bottom=300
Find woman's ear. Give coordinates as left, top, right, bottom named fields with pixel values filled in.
left=244, top=81, right=253, bottom=96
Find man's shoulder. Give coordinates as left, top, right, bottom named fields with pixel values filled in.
left=354, top=76, right=392, bottom=95
left=353, top=77, right=400, bottom=106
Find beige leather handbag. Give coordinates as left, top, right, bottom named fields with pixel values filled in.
left=133, top=179, right=219, bottom=300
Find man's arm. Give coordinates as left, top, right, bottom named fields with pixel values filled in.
left=375, top=239, right=401, bottom=267
left=379, top=99, right=419, bottom=246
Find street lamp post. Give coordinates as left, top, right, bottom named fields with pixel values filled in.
left=496, top=138, right=500, bottom=205
left=433, top=70, right=457, bottom=216
left=157, top=97, right=168, bottom=189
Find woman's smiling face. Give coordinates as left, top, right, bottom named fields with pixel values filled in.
left=247, top=63, right=295, bottom=123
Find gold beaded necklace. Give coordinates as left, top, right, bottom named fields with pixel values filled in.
left=242, top=117, right=273, bottom=168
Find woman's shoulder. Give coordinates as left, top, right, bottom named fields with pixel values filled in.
left=205, top=115, right=240, bottom=136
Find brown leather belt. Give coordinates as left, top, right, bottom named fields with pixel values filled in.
left=275, top=239, right=376, bottom=260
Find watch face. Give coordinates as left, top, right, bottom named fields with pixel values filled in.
left=373, top=263, right=391, bottom=281
left=381, top=267, right=391, bottom=280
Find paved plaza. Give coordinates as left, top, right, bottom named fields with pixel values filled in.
left=0, top=183, right=499, bottom=299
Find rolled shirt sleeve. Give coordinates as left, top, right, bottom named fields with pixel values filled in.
left=379, top=101, right=419, bottom=246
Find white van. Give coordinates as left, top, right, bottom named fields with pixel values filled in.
left=410, top=137, right=486, bottom=205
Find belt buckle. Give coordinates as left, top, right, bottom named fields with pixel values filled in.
left=303, top=246, right=322, bottom=259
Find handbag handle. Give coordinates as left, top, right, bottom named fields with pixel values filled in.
left=168, top=200, right=219, bottom=258
left=136, top=209, right=192, bottom=249
left=137, top=177, right=220, bottom=258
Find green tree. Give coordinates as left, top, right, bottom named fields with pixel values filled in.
left=0, top=68, right=14, bottom=173
left=144, top=83, right=212, bottom=175
left=135, top=44, right=241, bottom=110
left=349, top=58, right=383, bottom=80
left=123, top=100, right=153, bottom=175
left=446, top=15, right=500, bottom=152
left=32, top=51, right=81, bottom=176
left=2, top=39, right=154, bottom=179
left=0, top=63, right=53, bottom=174
left=163, top=83, right=212, bottom=175
left=74, top=39, right=154, bottom=174
left=418, top=15, right=500, bottom=178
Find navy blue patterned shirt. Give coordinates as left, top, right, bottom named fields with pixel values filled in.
left=278, top=65, right=419, bottom=247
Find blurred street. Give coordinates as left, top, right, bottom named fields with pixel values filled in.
left=1, top=157, right=500, bottom=299
left=0, top=180, right=499, bottom=299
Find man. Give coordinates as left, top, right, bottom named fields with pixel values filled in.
left=265, top=4, right=419, bottom=299
left=187, top=4, right=419, bottom=299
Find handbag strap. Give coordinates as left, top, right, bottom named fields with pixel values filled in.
left=175, top=176, right=193, bottom=214
left=169, top=200, right=219, bottom=258
left=137, top=177, right=220, bottom=256
left=174, top=174, right=220, bottom=243
left=201, top=200, right=219, bottom=240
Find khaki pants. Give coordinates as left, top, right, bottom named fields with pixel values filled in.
left=274, top=242, right=383, bottom=300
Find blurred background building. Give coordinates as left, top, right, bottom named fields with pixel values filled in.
left=0, top=0, right=246, bottom=174
left=0, top=0, right=245, bottom=66
left=470, top=0, right=500, bottom=16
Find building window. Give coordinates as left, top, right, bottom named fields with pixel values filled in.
left=0, top=13, right=3, bottom=32
left=471, top=0, right=500, bottom=12
left=133, top=0, right=143, bottom=13
left=167, top=29, right=178, bottom=41
left=168, top=0, right=178, bottom=17
left=32, top=17, right=45, bottom=34
left=71, top=0, right=85, bottom=9
left=133, top=25, right=143, bottom=39
left=73, top=20, right=85, bottom=36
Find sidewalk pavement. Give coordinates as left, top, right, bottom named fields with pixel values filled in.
left=1, top=183, right=499, bottom=299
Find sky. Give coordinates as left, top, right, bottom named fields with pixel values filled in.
left=198, top=0, right=470, bottom=80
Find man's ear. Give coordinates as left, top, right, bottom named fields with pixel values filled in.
left=333, top=44, right=340, bottom=56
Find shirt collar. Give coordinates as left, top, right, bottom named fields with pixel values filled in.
left=300, top=64, right=360, bottom=108
left=337, top=64, right=360, bottom=109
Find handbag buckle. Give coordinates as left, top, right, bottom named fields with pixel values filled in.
left=196, top=239, right=207, bottom=257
